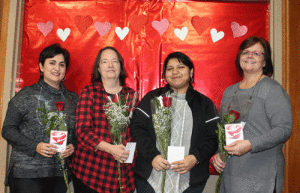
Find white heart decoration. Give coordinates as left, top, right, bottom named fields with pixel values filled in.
left=174, top=27, right=188, bottom=41
left=57, top=28, right=70, bottom=42
left=115, top=27, right=129, bottom=40
left=210, top=28, right=224, bottom=43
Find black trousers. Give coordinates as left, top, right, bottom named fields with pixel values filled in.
left=135, top=173, right=206, bottom=193
left=72, top=173, right=98, bottom=193
left=8, top=168, right=66, bottom=193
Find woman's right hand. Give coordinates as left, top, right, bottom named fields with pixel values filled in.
left=212, top=153, right=226, bottom=173
left=109, top=144, right=130, bottom=163
left=152, top=155, right=171, bottom=172
left=36, top=142, right=58, bottom=158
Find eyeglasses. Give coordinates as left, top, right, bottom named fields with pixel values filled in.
left=241, top=50, right=264, bottom=57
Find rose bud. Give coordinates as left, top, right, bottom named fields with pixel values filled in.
left=163, top=97, right=172, bottom=107
left=55, top=101, right=65, bottom=111
left=229, top=110, right=240, bottom=121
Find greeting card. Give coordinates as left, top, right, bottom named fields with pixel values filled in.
left=50, top=131, right=68, bottom=152
left=225, top=122, right=245, bottom=145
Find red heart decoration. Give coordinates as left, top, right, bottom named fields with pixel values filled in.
left=74, top=15, right=93, bottom=34
left=191, top=16, right=211, bottom=36
left=52, top=132, right=67, bottom=145
left=227, top=125, right=242, bottom=139
left=129, top=14, right=148, bottom=33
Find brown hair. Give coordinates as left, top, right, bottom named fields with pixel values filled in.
left=91, top=46, right=127, bottom=85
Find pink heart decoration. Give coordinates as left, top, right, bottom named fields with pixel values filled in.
left=94, top=22, right=111, bottom=37
left=37, top=21, right=53, bottom=37
left=231, top=22, right=248, bottom=38
left=52, top=131, right=67, bottom=145
left=152, top=18, right=169, bottom=35
left=227, top=125, right=242, bottom=139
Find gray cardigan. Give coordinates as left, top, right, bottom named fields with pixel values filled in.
left=219, top=77, right=293, bottom=193
left=2, top=79, right=78, bottom=180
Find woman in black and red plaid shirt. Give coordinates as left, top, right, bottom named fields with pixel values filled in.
left=71, top=47, right=136, bottom=193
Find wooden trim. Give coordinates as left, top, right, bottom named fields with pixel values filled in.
left=282, top=1, right=289, bottom=192
left=0, top=0, right=11, bottom=192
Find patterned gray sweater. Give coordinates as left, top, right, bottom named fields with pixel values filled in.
left=2, top=79, right=78, bottom=179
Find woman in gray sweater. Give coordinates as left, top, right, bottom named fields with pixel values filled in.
left=2, top=44, right=78, bottom=193
left=212, top=36, right=293, bottom=193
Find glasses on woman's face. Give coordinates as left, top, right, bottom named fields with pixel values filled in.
left=241, top=50, right=264, bottom=57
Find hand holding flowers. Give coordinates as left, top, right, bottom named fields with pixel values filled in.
left=103, top=92, right=138, bottom=193
left=151, top=91, right=173, bottom=193
left=37, top=101, right=72, bottom=193
left=214, top=110, right=240, bottom=193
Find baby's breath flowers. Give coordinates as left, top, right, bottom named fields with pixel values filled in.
left=103, top=92, right=138, bottom=193
left=151, top=91, right=173, bottom=193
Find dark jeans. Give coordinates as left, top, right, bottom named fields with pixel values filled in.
left=8, top=168, right=66, bottom=193
left=135, top=173, right=206, bottom=193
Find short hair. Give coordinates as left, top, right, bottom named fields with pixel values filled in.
left=38, top=43, right=70, bottom=79
left=235, top=36, right=273, bottom=77
left=91, top=46, right=127, bottom=86
left=163, top=52, right=194, bottom=83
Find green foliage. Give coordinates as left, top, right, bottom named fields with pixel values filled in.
left=36, top=103, right=68, bottom=137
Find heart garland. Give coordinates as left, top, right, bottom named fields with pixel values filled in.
left=38, top=18, right=248, bottom=44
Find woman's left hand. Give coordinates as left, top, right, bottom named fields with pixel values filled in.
left=224, top=140, right=252, bottom=157
left=61, top=144, right=75, bottom=158
left=170, top=155, right=197, bottom=174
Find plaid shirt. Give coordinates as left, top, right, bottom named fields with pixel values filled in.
left=71, top=82, right=136, bottom=193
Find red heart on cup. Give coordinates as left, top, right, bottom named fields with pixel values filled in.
left=227, top=125, right=242, bottom=139
left=52, top=132, right=67, bottom=145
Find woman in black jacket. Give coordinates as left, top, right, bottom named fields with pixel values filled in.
left=130, top=52, right=218, bottom=193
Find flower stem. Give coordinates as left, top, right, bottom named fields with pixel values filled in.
left=161, top=169, right=166, bottom=193
left=215, top=172, right=223, bottom=193
left=118, top=162, right=123, bottom=193
left=58, top=154, right=71, bottom=193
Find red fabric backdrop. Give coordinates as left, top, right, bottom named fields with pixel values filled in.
left=19, top=0, right=269, bottom=174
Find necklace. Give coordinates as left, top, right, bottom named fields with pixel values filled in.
left=226, top=74, right=264, bottom=119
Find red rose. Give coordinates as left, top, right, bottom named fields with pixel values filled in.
left=55, top=101, right=65, bottom=111
left=229, top=110, right=240, bottom=121
left=163, top=97, right=172, bottom=107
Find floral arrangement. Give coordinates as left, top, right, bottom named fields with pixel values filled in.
left=103, top=92, right=138, bottom=193
left=37, top=101, right=71, bottom=193
left=215, top=110, right=240, bottom=193
left=151, top=92, right=173, bottom=193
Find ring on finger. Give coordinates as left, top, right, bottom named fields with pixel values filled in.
left=46, top=151, right=49, bottom=154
